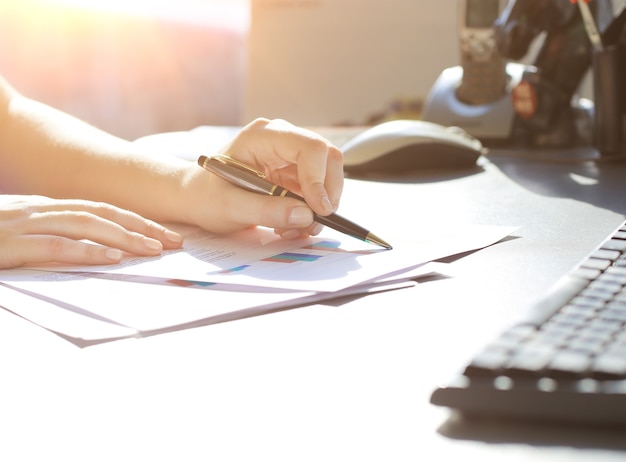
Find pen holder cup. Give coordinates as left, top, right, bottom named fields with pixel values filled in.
left=592, top=43, right=626, bottom=157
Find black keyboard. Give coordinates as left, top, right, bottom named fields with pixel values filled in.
left=431, top=220, right=626, bottom=426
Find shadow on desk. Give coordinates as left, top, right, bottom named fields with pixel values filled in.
left=345, top=164, right=485, bottom=183
left=438, top=412, right=626, bottom=451
left=346, top=146, right=626, bottom=217
left=486, top=148, right=626, bottom=216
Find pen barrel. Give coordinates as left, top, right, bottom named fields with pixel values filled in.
left=311, top=211, right=370, bottom=242
left=278, top=190, right=364, bottom=236
left=268, top=187, right=373, bottom=242
left=198, top=156, right=274, bottom=195
left=198, top=155, right=386, bottom=247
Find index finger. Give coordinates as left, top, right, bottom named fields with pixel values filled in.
left=240, top=118, right=345, bottom=216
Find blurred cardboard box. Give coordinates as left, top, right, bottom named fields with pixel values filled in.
left=245, top=0, right=458, bottom=126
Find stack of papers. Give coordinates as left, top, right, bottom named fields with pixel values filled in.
left=0, top=224, right=515, bottom=346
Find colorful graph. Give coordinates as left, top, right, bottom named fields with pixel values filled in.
left=262, top=252, right=323, bottom=263
left=216, top=239, right=376, bottom=275
left=167, top=279, right=216, bottom=288
left=302, top=240, right=376, bottom=255
left=219, top=264, right=250, bottom=274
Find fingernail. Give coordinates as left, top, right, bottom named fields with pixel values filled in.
left=280, top=229, right=302, bottom=240
left=105, top=248, right=123, bottom=261
left=143, top=237, right=163, bottom=251
left=310, top=223, right=324, bottom=235
left=321, top=195, right=334, bottom=214
left=288, top=206, right=313, bottom=226
left=165, top=229, right=183, bottom=244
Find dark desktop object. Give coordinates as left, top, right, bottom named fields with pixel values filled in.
left=431, top=219, right=626, bottom=426
left=593, top=4, right=626, bottom=157
left=422, top=0, right=515, bottom=144
left=424, top=0, right=624, bottom=155
left=430, top=2, right=626, bottom=427
left=456, top=0, right=508, bottom=106
left=492, top=0, right=609, bottom=149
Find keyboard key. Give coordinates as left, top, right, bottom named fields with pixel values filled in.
left=506, top=344, right=557, bottom=373
left=602, top=239, right=626, bottom=252
left=548, top=350, right=592, bottom=375
left=569, top=296, right=605, bottom=311
left=588, top=279, right=623, bottom=294
left=587, top=318, right=623, bottom=338
left=613, top=230, right=626, bottom=240
left=599, top=307, right=626, bottom=322
left=612, top=292, right=626, bottom=304
left=572, top=267, right=602, bottom=280
left=605, top=342, right=626, bottom=356
left=535, top=328, right=571, bottom=347
left=606, top=266, right=626, bottom=278
left=431, top=219, right=626, bottom=425
left=465, top=347, right=510, bottom=374
left=589, top=249, right=620, bottom=261
left=549, top=312, right=591, bottom=329
left=581, top=287, right=615, bottom=302
left=592, top=354, right=626, bottom=377
left=582, top=257, right=612, bottom=271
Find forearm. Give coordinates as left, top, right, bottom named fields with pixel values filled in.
left=0, top=75, right=343, bottom=241
left=0, top=91, right=195, bottom=224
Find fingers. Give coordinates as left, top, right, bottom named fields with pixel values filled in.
left=197, top=177, right=322, bottom=238
left=228, top=118, right=344, bottom=217
left=0, top=197, right=183, bottom=269
left=27, top=200, right=184, bottom=250
left=24, top=210, right=165, bottom=253
left=192, top=118, right=345, bottom=240
left=3, top=235, right=127, bottom=269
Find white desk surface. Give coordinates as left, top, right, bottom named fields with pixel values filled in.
left=2, top=134, right=626, bottom=461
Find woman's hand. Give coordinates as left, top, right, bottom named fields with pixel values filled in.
left=185, top=118, right=344, bottom=240
left=0, top=195, right=183, bottom=269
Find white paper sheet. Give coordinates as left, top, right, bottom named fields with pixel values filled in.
left=0, top=264, right=436, bottom=343
left=26, top=224, right=517, bottom=292
left=0, top=224, right=516, bottom=344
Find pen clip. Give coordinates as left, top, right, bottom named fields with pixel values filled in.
left=211, top=154, right=265, bottom=178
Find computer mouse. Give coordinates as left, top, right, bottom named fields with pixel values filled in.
left=341, top=119, right=485, bottom=174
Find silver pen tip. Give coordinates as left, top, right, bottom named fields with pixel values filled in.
left=366, top=233, right=393, bottom=250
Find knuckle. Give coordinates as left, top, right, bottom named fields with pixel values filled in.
left=128, top=231, right=147, bottom=246
left=82, top=243, right=101, bottom=260
left=142, top=219, right=162, bottom=235
left=72, top=211, right=96, bottom=228
left=254, top=116, right=271, bottom=125
left=90, top=201, right=119, bottom=220
left=267, top=117, right=287, bottom=125
left=329, top=144, right=344, bottom=162
left=247, top=117, right=271, bottom=131
left=309, top=137, right=328, bottom=152
left=47, top=236, right=66, bottom=257
left=5, top=208, right=30, bottom=221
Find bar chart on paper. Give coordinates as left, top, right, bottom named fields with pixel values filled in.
left=211, top=239, right=384, bottom=290
left=22, top=223, right=517, bottom=293
left=223, top=241, right=374, bottom=268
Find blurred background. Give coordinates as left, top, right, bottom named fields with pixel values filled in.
left=0, top=0, right=248, bottom=139
left=0, top=0, right=547, bottom=140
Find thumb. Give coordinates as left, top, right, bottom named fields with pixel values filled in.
left=229, top=190, right=315, bottom=230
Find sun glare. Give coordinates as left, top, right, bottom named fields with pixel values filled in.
left=0, top=0, right=249, bottom=137
left=18, top=0, right=249, bottom=29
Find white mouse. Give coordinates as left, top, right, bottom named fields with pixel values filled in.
left=341, top=119, right=485, bottom=173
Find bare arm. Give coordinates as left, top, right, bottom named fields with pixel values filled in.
left=0, top=76, right=344, bottom=268
left=0, top=76, right=190, bottom=221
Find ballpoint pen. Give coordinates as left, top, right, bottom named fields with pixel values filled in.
left=197, top=154, right=392, bottom=249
